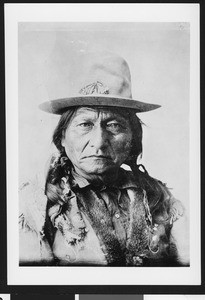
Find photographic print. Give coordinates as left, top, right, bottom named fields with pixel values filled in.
left=18, top=21, right=190, bottom=268
left=5, top=4, right=200, bottom=286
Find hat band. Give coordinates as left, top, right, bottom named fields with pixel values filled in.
left=79, top=81, right=109, bottom=95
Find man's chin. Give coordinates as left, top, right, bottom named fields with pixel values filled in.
left=82, top=163, right=116, bottom=176
left=85, top=167, right=113, bottom=175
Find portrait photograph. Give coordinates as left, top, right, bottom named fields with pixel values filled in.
left=5, top=3, right=200, bottom=288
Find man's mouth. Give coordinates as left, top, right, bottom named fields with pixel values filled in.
left=82, top=155, right=112, bottom=160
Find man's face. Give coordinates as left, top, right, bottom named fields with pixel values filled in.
left=61, top=107, right=133, bottom=179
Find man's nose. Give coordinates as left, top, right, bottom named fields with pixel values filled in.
left=89, top=125, right=109, bottom=150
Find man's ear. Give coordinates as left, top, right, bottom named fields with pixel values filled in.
left=61, top=132, right=65, bottom=147
left=61, top=139, right=65, bottom=148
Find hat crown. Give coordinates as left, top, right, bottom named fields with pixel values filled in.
left=78, top=52, right=132, bottom=99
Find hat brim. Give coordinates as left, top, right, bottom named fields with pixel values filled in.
left=39, top=95, right=161, bottom=115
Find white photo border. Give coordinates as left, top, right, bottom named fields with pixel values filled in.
left=5, top=3, right=200, bottom=286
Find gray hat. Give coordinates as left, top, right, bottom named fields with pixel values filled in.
left=39, top=52, right=160, bottom=114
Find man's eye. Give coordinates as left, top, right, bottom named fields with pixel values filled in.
left=78, top=122, right=93, bottom=128
left=107, top=122, right=122, bottom=128
left=106, top=122, right=124, bottom=131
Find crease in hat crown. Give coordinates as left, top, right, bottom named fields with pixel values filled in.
left=39, top=51, right=161, bottom=114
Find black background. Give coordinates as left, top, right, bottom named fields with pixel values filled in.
left=0, top=0, right=204, bottom=298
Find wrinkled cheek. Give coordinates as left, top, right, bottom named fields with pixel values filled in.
left=64, top=145, right=78, bottom=164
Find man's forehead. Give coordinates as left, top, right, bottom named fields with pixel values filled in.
left=73, top=106, right=129, bottom=119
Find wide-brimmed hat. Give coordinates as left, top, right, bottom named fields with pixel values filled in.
left=39, top=52, right=161, bottom=114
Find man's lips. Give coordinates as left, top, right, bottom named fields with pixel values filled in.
left=82, top=155, right=112, bottom=160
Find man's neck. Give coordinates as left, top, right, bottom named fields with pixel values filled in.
left=72, top=167, right=119, bottom=187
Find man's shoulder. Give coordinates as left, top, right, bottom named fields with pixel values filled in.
left=121, top=166, right=185, bottom=219
left=19, top=173, right=48, bottom=233
left=120, top=166, right=171, bottom=197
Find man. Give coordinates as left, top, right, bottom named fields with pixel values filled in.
left=19, top=52, right=189, bottom=266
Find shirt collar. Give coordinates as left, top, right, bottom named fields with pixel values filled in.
left=71, top=167, right=139, bottom=190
